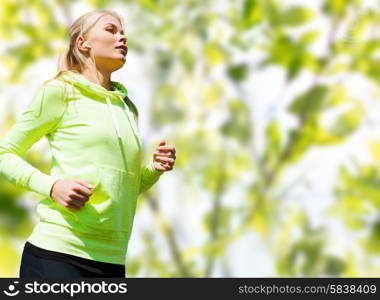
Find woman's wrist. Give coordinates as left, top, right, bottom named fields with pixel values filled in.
left=49, top=179, right=60, bottom=198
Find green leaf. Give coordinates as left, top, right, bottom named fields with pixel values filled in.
left=241, top=0, right=262, bottom=28
left=285, top=122, right=315, bottom=163
left=226, top=63, right=249, bottom=83
left=322, top=0, right=346, bottom=17
left=221, top=99, right=252, bottom=145
left=332, top=164, right=379, bottom=229
left=179, top=48, right=196, bottom=71
left=325, top=85, right=347, bottom=106
left=204, top=42, right=229, bottom=66
left=364, top=221, right=380, bottom=254
left=300, top=30, right=320, bottom=45
left=277, top=6, right=315, bottom=27
left=323, top=256, right=346, bottom=276
left=329, top=103, right=363, bottom=137
left=313, top=127, right=341, bottom=145
left=263, top=120, right=282, bottom=167
left=287, top=54, right=303, bottom=80
left=263, top=31, right=318, bottom=79
left=202, top=207, right=232, bottom=234
left=369, top=141, right=380, bottom=164
left=289, top=86, right=329, bottom=116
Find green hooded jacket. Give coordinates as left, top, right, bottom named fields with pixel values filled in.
left=0, top=70, right=164, bottom=265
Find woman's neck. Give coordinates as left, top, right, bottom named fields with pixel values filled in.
left=81, top=68, right=112, bottom=91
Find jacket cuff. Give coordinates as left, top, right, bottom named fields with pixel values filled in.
left=28, top=170, right=60, bottom=199
left=147, top=161, right=164, bottom=178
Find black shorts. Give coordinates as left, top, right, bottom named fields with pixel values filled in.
left=19, top=241, right=125, bottom=278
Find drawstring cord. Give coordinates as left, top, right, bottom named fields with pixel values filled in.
left=105, top=97, right=122, bottom=138
left=117, top=96, right=142, bottom=149
left=106, top=96, right=142, bottom=182
left=105, top=95, right=142, bottom=147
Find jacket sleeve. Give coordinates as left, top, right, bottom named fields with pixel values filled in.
left=0, top=80, right=66, bottom=198
left=139, top=161, right=164, bottom=194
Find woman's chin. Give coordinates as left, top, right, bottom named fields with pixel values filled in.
left=114, top=54, right=127, bottom=62
left=117, top=54, right=126, bottom=62
left=107, top=54, right=127, bottom=63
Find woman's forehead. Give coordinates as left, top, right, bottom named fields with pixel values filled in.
left=97, top=14, right=122, bottom=28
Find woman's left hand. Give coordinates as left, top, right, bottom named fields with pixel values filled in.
left=152, top=140, right=176, bottom=172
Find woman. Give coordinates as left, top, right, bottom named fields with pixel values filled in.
left=0, top=9, right=176, bottom=278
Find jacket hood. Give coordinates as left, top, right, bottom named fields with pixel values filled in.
left=58, top=70, right=128, bottom=101
left=57, top=70, right=140, bottom=144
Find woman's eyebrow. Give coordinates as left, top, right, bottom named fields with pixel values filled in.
left=104, top=23, right=124, bottom=34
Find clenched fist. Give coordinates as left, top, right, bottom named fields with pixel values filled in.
left=49, top=179, right=94, bottom=211
left=152, top=140, right=176, bottom=172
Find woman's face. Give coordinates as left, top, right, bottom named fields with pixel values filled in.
left=79, top=14, right=128, bottom=72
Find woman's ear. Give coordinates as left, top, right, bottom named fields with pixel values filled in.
left=76, top=36, right=90, bottom=52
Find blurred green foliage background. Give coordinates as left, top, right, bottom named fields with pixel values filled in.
left=1, top=0, right=380, bottom=277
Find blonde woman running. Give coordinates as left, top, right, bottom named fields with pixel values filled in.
left=0, top=9, right=176, bottom=278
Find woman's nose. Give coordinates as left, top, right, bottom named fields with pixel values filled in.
left=118, top=34, right=127, bottom=44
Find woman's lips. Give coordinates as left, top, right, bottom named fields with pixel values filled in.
left=117, top=48, right=127, bottom=55
left=116, top=45, right=127, bottom=55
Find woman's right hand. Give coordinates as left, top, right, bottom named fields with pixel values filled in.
left=49, top=179, right=94, bottom=211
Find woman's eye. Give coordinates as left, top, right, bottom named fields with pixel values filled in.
left=106, top=28, right=113, bottom=32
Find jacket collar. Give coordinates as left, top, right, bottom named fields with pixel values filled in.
left=58, top=70, right=128, bottom=101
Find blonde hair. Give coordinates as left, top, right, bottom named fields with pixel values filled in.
left=56, top=9, right=125, bottom=77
